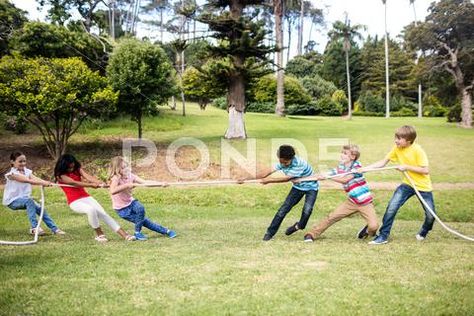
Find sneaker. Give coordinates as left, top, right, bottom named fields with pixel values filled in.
left=95, top=235, right=108, bottom=243
left=304, top=234, right=314, bottom=243
left=30, top=227, right=45, bottom=236
left=166, top=229, right=177, bottom=239
left=53, top=228, right=66, bottom=235
left=263, top=233, right=273, bottom=241
left=416, top=229, right=428, bottom=241
left=357, top=225, right=369, bottom=239
left=134, top=232, right=148, bottom=241
left=368, top=235, right=388, bottom=245
left=285, top=222, right=299, bottom=236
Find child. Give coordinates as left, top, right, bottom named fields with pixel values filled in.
left=2, top=151, right=65, bottom=236
left=54, top=154, right=135, bottom=242
left=243, top=145, right=319, bottom=241
left=361, top=125, right=436, bottom=245
left=297, top=144, right=378, bottom=242
left=108, top=156, right=177, bottom=241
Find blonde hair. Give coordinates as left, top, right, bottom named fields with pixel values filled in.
left=395, top=125, right=417, bottom=143
left=342, top=144, right=360, bottom=161
left=108, top=156, right=128, bottom=180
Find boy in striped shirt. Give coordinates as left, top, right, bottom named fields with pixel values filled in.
left=299, top=144, right=379, bottom=242
left=243, top=145, right=319, bottom=241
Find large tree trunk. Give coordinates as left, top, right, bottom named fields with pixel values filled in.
left=225, top=64, right=246, bottom=138
left=287, top=18, right=292, bottom=63
left=344, top=46, right=352, bottom=119
left=460, top=87, right=473, bottom=128
left=297, top=0, right=304, bottom=56
left=275, top=1, right=285, bottom=116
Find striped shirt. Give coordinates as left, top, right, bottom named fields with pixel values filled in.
left=330, top=161, right=373, bottom=205
left=275, top=156, right=318, bottom=191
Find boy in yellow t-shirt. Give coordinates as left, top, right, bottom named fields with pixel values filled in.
left=360, top=125, right=436, bottom=245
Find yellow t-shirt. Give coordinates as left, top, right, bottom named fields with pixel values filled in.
left=385, top=143, right=432, bottom=192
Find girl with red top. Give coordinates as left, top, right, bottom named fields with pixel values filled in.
left=54, top=154, right=135, bottom=242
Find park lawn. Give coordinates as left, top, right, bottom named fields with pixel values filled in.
left=0, top=186, right=473, bottom=315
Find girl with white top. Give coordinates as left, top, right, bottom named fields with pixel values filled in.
left=2, top=152, right=65, bottom=236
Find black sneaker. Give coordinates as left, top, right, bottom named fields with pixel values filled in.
left=357, top=225, right=369, bottom=239
left=285, top=222, right=299, bottom=236
left=304, top=234, right=314, bottom=243
left=263, top=233, right=273, bottom=241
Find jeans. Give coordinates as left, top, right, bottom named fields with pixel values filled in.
left=378, top=183, right=436, bottom=239
left=116, top=200, right=168, bottom=234
left=8, top=197, right=58, bottom=231
left=266, top=188, right=318, bottom=237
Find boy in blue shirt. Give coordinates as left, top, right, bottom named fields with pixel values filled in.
left=243, top=145, right=319, bottom=241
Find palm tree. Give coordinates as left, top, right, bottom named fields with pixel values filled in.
left=410, top=0, right=423, bottom=118
left=274, top=0, right=285, bottom=116
left=328, top=18, right=365, bottom=119
left=382, top=0, right=390, bottom=118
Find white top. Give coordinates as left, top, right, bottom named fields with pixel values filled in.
left=2, top=167, right=33, bottom=206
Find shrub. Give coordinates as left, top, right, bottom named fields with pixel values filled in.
left=357, top=91, right=385, bottom=113
left=352, top=111, right=384, bottom=117
left=245, top=101, right=274, bottom=113
left=3, top=115, right=27, bottom=134
left=423, top=95, right=448, bottom=117
left=331, top=90, right=348, bottom=109
left=315, top=96, right=343, bottom=116
left=212, top=97, right=227, bottom=110
left=253, top=75, right=311, bottom=105
left=300, top=75, right=337, bottom=100
left=287, top=102, right=319, bottom=115
left=447, top=104, right=462, bottom=122
left=390, top=95, right=416, bottom=112
left=391, top=107, right=416, bottom=117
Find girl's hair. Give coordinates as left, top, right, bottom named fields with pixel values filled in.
left=108, top=156, right=127, bottom=180
left=9, top=151, right=25, bottom=166
left=54, top=154, right=81, bottom=177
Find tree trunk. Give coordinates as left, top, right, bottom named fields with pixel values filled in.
left=297, top=0, right=304, bottom=56
left=345, top=47, right=352, bottom=119
left=460, top=87, right=473, bottom=128
left=137, top=111, right=143, bottom=139
left=225, top=106, right=246, bottom=139
left=275, top=1, right=285, bottom=116
left=171, top=96, right=177, bottom=110
left=287, top=18, right=292, bottom=64
left=160, top=10, right=163, bottom=43
left=225, top=65, right=246, bottom=138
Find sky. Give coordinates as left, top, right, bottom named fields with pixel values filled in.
left=12, top=0, right=436, bottom=59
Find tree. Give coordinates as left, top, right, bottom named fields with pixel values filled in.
left=274, top=0, right=285, bottom=116
left=404, top=0, right=474, bottom=128
left=192, top=0, right=275, bottom=138
left=0, top=56, right=117, bottom=160
left=10, top=22, right=111, bottom=73
left=107, top=38, right=177, bottom=138
left=327, top=18, right=365, bottom=119
left=142, top=0, right=172, bottom=43
left=285, top=52, right=323, bottom=78
left=382, top=0, right=390, bottom=117
left=0, top=0, right=27, bottom=56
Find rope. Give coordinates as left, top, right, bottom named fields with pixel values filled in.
left=402, top=171, right=474, bottom=242
left=134, top=179, right=261, bottom=187
left=0, top=186, right=45, bottom=246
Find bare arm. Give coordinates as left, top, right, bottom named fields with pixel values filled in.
left=133, top=175, right=168, bottom=187
left=7, top=173, right=51, bottom=186
left=109, top=176, right=133, bottom=195
left=57, top=174, right=99, bottom=188
left=79, top=169, right=102, bottom=185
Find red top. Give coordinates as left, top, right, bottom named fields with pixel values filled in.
left=58, top=170, right=90, bottom=204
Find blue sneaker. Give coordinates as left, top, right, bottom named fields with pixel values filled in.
left=166, top=229, right=177, bottom=239
left=368, top=235, right=388, bottom=245
left=134, top=231, right=148, bottom=241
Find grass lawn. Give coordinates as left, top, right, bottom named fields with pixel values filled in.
left=0, top=186, right=473, bottom=315
left=1, top=104, right=473, bottom=315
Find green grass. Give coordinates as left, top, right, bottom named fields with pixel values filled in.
left=0, top=186, right=473, bottom=315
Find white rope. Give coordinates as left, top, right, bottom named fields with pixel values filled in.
left=0, top=186, right=45, bottom=246
left=134, top=179, right=261, bottom=187
left=402, top=171, right=474, bottom=242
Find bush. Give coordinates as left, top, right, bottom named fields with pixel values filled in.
left=423, top=95, right=448, bottom=117
left=287, top=102, right=319, bottom=115
left=300, top=75, right=337, bottom=100
left=357, top=91, right=385, bottom=113
left=352, top=111, right=384, bottom=117
left=285, top=56, right=320, bottom=78
left=447, top=104, right=462, bottom=122
left=331, top=90, right=348, bottom=110
left=391, top=107, right=416, bottom=117
left=245, top=101, right=274, bottom=113
left=390, top=95, right=416, bottom=112
left=315, top=96, right=343, bottom=116
left=3, top=115, right=27, bottom=134
left=212, top=97, right=227, bottom=110
left=252, top=75, right=311, bottom=105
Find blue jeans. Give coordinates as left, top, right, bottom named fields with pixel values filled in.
left=378, top=184, right=436, bottom=239
left=8, top=197, right=58, bottom=231
left=116, top=200, right=168, bottom=234
left=266, top=188, right=318, bottom=237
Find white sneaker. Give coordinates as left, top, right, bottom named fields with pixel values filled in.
left=415, top=234, right=425, bottom=241
left=30, top=227, right=45, bottom=236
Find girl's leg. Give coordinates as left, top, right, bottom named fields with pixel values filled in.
left=69, top=198, right=101, bottom=230
left=8, top=198, right=37, bottom=228
left=32, top=200, right=59, bottom=232
left=87, top=197, right=121, bottom=232
left=130, top=200, right=146, bottom=233
left=142, top=218, right=168, bottom=235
